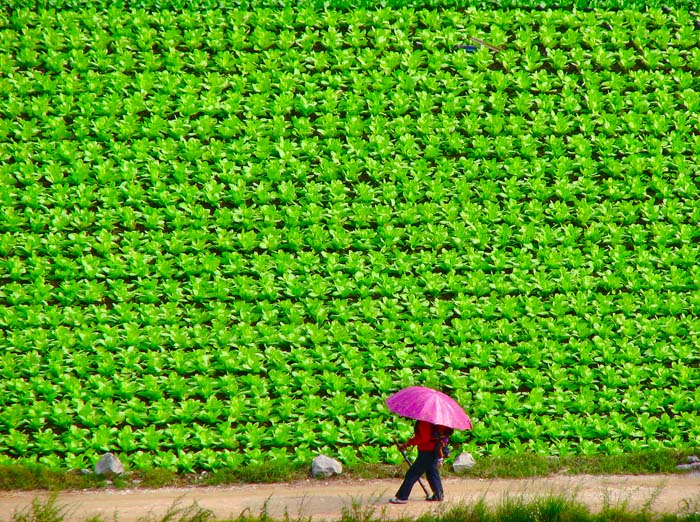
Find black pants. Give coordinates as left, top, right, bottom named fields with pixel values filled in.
left=395, top=450, right=443, bottom=500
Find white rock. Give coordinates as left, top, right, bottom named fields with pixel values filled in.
left=311, top=455, right=342, bottom=478
left=452, top=452, right=476, bottom=473
left=95, top=453, right=124, bottom=476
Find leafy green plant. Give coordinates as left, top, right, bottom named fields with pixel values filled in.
left=1, top=5, right=700, bottom=474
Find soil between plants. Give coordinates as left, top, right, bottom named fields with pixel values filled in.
left=1, top=473, right=699, bottom=522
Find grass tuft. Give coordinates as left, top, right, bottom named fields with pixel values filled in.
left=536, top=495, right=589, bottom=522
left=0, top=465, right=105, bottom=491
left=135, top=499, right=214, bottom=522
left=205, top=461, right=306, bottom=486
left=421, top=499, right=493, bottom=522
left=232, top=500, right=312, bottom=522
left=133, top=468, right=180, bottom=489
left=340, top=496, right=389, bottom=522
left=10, top=494, right=72, bottom=522
left=345, top=463, right=405, bottom=480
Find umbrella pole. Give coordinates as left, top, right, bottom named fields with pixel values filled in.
left=396, top=444, right=431, bottom=499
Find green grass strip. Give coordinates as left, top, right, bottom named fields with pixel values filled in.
left=1, top=449, right=696, bottom=491
left=459, top=449, right=698, bottom=478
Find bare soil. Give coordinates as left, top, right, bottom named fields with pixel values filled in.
left=1, top=473, right=699, bottom=522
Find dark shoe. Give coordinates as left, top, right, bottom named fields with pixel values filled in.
left=426, top=495, right=443, bottom=502
left=389, top=497, right=408, bottom=504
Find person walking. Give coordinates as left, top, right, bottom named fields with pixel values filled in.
left=389, top=420, right=450, bottom=504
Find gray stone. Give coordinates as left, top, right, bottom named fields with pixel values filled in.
left=677, top=462, right=700, bottom=471
left=95, top=453, right=124, bottom=476
left=452, top=452, right=476, bottom=473
left=677, top=456, right=700, bottom=471
left=311, top=455, right=342, bottom=478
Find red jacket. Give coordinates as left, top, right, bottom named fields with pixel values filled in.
left=404, top=421, right=437, bottom=452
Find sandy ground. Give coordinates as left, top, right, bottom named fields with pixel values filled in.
left=1, top=473, right=699, bottom=522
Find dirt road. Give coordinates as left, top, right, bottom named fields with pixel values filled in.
left=1, top=473, right=699, bottom=522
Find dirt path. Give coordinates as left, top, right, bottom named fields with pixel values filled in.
left=1, top=474, right=699, bottom=522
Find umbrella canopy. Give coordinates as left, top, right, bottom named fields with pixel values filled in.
left=386, top=386, right=472, bottom=430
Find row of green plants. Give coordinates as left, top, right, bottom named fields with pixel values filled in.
left=2, top=195, right=699, bottom=243
left=4, top=0, right=700, bottom=12
left=1, top=5, right=700, bottom=473
left=3, top=8, right=699, bottom=75
left=2, top=262, right=699, bottom=304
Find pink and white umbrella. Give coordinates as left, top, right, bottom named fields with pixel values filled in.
left=386, top=386, right=472, bottom=430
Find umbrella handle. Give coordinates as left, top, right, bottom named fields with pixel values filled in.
left=394, top=440, right=431, bottom=499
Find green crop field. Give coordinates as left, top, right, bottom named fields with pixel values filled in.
left=1, top=3, right=699, bottom=475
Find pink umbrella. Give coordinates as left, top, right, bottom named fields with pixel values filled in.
left=386, top=386, right=472, bottom=430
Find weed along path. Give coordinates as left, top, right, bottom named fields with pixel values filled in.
left=1, top=474, right=699, bottom=522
